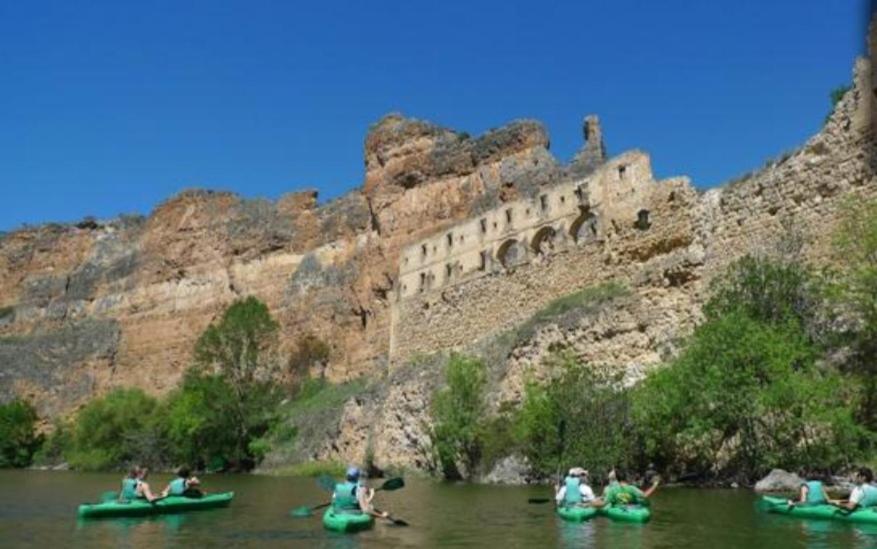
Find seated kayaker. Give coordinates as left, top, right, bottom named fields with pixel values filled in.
left=788, top=478, right=828, bottom=506
left=161, top=467, right=202, bottom=498
left=119, top=466, right=158, bottom=502
left=555, top=467, right=596, bottom=507
left=598, top=469, right=658, bottom=507
left=333, top=466, right=388, bottom=518
left=830, top=467, right=877, bottom=511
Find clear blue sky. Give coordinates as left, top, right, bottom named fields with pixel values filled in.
left=0, top=1, right=867, bottom=231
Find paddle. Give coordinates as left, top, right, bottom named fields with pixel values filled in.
left=373, top=507, right=409, bottom=526
left=290, top=476, right=406, bottom=518
left=528, top=419, right=566, bottom=505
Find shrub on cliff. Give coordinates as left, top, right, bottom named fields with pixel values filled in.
left=0, top=399, right=43, bottom=468
left=515, top=352, right=634, bottom=481
left=430, top=354, right=488, bottom=480
left=65, top=388, right=164, bottom=471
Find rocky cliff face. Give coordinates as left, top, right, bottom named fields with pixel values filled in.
left=0, top=112, right=574, bottom=418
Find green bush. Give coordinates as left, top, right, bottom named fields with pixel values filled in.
left=160, top=371, right=280, bottom=471
left=516, top=353, right=633, bottom=482
left=430, top=354, right=488, bottom=479
left=65, top=389, right=163, bottom=471
left=0, top=400, right=43, bottom=468
left=632, top=312, right=864, bottom=480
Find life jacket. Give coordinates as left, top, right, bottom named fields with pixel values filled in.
left=858, top=484, right=877, bottom=508
left=120, top=478, right=140, bottom=501
left=803, top=480, right=827, bottom=504
left=168, top=477, right=187, bottom=496
left=333, top=481, right=360, bottom=511
left=563, top=476, right=583, bottom=505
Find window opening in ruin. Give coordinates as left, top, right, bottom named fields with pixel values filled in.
left=404, top=257, right=409, bottom=265
left=540, top=194, right=548, bottom=211
left=419, top=272, right=427, bottom=290
left=446, top=263, right=453, bottom=281
left=532, top=226, right=557, bottom=255
left=497, top=239, right=523, bottom=269
left=480, top=218, right=488, bottom=233
left=459, top=235, right=464, bottom=243
left=635, top=209, right=651, bottom=230
left=505, top=209, right=513, bottom=224
left=447, top=232, right=453, bottom=247
left=526, top=208, right=531, bottom=216
left=570, top=207, right=598, bottom=243
left=479, top=250, right=488, bottom=271
left=421, top=244, right=427, bottom=257
left=618, top=165, right=627, bottom=179
left=493, top=222, right=498, bottom=230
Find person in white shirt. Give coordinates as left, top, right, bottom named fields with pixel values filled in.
left=555, top=467, right=596, bottom=507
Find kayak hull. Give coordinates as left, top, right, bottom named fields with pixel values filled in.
left=322, top=509, right=374, bottom=533
left=761, top=496, right=877, bottom=524
left=77, top=492, right=234, bottom=519
left=556, top=505, right=598, bottom=522
left=598, top=504, right=651, bottom=523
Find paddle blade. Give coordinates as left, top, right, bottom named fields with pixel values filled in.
left=380, top=477, right=405, bottom=491
left=316, top=474, right=336, bottom=492
left=290, top=506, right=313, bottom=517
left=528, top=498, right=552, bottom=504
left=390, top=517, right=409, bottom=526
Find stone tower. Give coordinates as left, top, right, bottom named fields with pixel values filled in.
left=569, top=114, right=607, bottom=177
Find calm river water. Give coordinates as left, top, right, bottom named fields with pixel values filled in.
left=1, top=470, right=876, bottom=548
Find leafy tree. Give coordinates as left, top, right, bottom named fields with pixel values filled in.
left=159, top=371, right=279, bottom=471
left=632, top=312, right=863, bottom=480
left=430, top=354, right=488, bottom=479
left=191, top=297, right=282, bottom=470
left=0, top=400, right=43, bottom=468
left=831, top=198, right=877, bottom=431
left=516, top=353, right=633, bottom=481
left=65, top=389, right=163, bottom=471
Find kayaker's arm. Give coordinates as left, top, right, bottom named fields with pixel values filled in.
left=643, top=479, right=660, bottom=499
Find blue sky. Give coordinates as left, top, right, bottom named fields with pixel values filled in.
left=0, top=1, right=867, bottom=231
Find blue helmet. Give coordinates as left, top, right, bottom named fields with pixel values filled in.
left=346, top=466, right=361, bottom=481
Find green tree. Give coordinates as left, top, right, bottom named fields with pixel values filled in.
left=430, top=354, right=487, bottom=479
left=0, top=400, right=43, bottom=468
left=65, top=389, right=163, bottom=471
left=192, top=297, right=282, bottom=469
left=516, top=353, right=633, bottom=481
left=832, top=198, right=877, bottom=431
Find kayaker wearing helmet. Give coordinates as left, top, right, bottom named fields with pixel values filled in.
left=555, top=467, right=596, bottom=507
left=830, top=467, right=877, bottom=511
left=161, top=467, right=202, bottom=498
left=333, top=466, right=389, bottom=518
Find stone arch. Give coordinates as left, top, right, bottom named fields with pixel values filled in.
left=570, top=207, right=599, bottom=243
left=497, top=239, right=526, bottom=268
left=531, top=225, right=558, bottom=255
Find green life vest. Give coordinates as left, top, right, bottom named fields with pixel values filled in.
left=858, top=484, right=877, bottom=508
left=120, top=478, right=140, bottom=501
left=333, top=481, right=360, bottom=511
left=169, top=477, right=187, bottom=496
left=803, top=480, right=827, bottom=504
left=563, top=476, right=583, bottom=505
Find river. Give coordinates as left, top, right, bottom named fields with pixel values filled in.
left=1, top=470, right=875, bottom=548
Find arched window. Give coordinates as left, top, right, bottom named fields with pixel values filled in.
left=497, top=239, right=525, bottom=268
left=635, top=209, right=651, bottom=230
left=570, top=207, right=598, bottom=243
left=531, top=226, right=558, bottom=255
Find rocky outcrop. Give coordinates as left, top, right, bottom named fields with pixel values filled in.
left=754, top=469, right=805, bottom=493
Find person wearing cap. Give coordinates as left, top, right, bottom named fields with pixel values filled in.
left=333, top=466, right=389, bottom=518
left=555, top=467, right=596, bottom=507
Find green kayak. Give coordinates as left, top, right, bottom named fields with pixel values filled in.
left=77, top=492, right=234, bottom=519
left=556, top=505, right=598, bottom=522
left=598, top=504, right=651, bottom=523
left=322, top=509, right=374, bottom=533
left=761, top=496, right=877, bottom=524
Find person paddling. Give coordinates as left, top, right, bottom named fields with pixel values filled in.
left=161, top=467, right=203, bottom=498
left=830, top=467, right=877, bottom=511
left=119, top=466, right=158, bottom=502
left=597, top=469, right=658, bottom=507
left=555, top=468, right=596, bottom=507
left=333, top=466, right=389, bottom=519
left=788, top=477, right=828, bottom=506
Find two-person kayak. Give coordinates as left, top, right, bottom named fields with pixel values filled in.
left=77, top=492, right=234, bottom=519
left=556, top=504, right=651, bottom=523
left=761, top=496, right=877, bottom=524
